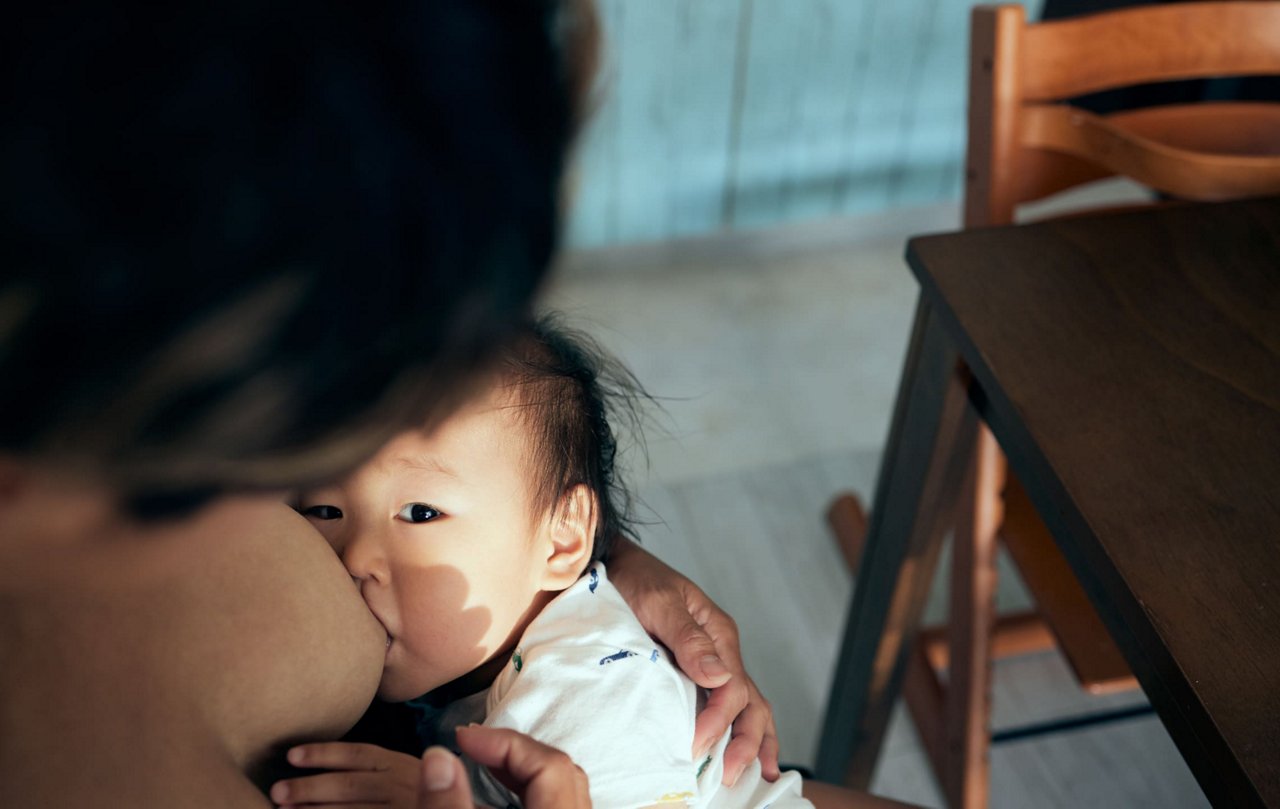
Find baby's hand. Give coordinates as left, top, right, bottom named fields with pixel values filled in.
left=271, top=742, right=422, bottom=808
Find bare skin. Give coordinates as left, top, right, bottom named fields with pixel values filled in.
left=0, top=474, right=385, bottom=807
left=0, top=468, right=913, bottom=809
left=271, top=741, right=921, bottom=809
left=0, top=469, right=759, bottom=809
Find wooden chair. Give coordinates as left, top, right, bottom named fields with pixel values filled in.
left=827, top=4, right=1280, bottom=806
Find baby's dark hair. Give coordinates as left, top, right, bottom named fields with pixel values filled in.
left=498, top=314, right=648, bottom=564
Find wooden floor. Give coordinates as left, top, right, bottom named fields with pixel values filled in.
left=542, top=198, right=1210, bottom=808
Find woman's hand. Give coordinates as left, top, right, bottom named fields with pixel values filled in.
left=451, top=725, right=590, bottom=809
left=271, top=727, right=590, bottom=809
left=271, top=742, right=420, bottom=808
left=608, top=538, right=781, bottom=786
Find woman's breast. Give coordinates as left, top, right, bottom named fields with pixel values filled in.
left=173, top=497, right=388, bottom=769
left=0, top=493, right=388, bottom=805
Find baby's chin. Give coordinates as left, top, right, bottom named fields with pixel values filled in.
left=376, top=681, right=412, bottom=703
left=377, top=667, right=445, bottom=704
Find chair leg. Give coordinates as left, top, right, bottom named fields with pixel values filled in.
left=943, top=425, right=1005, bottom=809
left=827, top=492, right=870, bottom=574
left=815, top=304, right=978, bottom=787
left=903, top=639, right=947, bottom=788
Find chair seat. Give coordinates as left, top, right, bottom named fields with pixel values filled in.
left=999, top=476, right=1137, bottom=694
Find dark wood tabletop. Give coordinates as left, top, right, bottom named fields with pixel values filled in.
left=816, top=196, right=1280, bottom=807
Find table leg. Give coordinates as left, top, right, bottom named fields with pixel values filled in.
left=815, top=298, right=980, bottom=788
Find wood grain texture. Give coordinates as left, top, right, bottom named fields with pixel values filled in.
left=1021, top=1, right=1280, bottom=101
left=943, top=427, right=1004, bottom=809
left=968, top=2, right=1280, bottom=221
left=1020, top=103, right=1280, bottom=202
left=907, top=196, right=1280, bottom=808
left=942, top=9, right=1280, bottom=801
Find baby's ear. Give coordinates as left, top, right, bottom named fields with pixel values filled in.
left=538, top=484, right=597, bottom=590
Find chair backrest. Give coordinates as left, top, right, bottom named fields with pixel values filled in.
left=965, top=2, right=1280, bottom=227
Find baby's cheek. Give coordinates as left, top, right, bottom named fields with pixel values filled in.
left=407, top=599, right=494, bottom=667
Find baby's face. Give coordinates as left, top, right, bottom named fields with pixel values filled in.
left=297, top=383, right=551, bottom=702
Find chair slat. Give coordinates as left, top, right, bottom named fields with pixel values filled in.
left=1021, top=2, right=1280, bottom=102
left=1022, top=103, right=1280, bottom=201
left=1108, top=103, right=1280, bottom=157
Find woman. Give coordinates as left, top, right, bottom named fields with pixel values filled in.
left=1, top=3, right=917, bottom=807
left=0, top=3, right=772, bottom=806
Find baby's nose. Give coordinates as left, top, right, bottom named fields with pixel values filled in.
left=342, top=534, right=389, bottom=584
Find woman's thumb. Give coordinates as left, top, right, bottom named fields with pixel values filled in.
left=417, top=746, right=474, bottom=809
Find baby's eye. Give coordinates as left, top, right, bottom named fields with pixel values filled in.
left=301, top=504, right=343, bottom=520
left=396, top=503, right=442, bottom=524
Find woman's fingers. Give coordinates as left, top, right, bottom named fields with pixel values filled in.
left=680, top=591, right=781, bottom=782
left=285, top=741, right=391, bottom=770
left=758, top=720, right=782, bottom=782
left=456, top=725, right=591, bottom=809
left=692, top=668, right=747, bottom=759
left=663, top=593, right=734, bottom=690
left=272, top=742, right=424, bottom=807
left=717, top=673, right=782, bottom=783
left=271, top=768, right=393, bottom=805
left=272, top=731, right=589, bottom=808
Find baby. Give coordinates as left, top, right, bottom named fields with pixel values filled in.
left=271, top=316, right=810, bottom=809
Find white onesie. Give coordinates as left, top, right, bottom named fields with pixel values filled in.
left=437, top=562, right=811, bottom=809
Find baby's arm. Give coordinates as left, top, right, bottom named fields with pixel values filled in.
left=270, top=742, right=421, bottom=808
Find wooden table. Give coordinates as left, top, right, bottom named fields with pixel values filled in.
left=814, top=197, right=1280, bottom=807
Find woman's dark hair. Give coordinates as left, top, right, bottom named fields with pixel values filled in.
left=0, top=1, right=599, bottom=515
left=499, top=314, right=649, bottom=563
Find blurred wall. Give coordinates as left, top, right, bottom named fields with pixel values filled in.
left=564, top=0, right=1044, bottom=249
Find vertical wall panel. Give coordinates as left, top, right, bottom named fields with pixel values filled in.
left=565, top=0, right=1046, bottom=251
left=886, top=0, right=952, bottom=208
left=726, top=0, right=875, bottom=229
left=565, top=0, right=625, bottom=248
left=658, top=1, right=743, bottom=239
left=569, top=0, right=741, bottom=248
left=837, top=1, right=933, bottom=214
